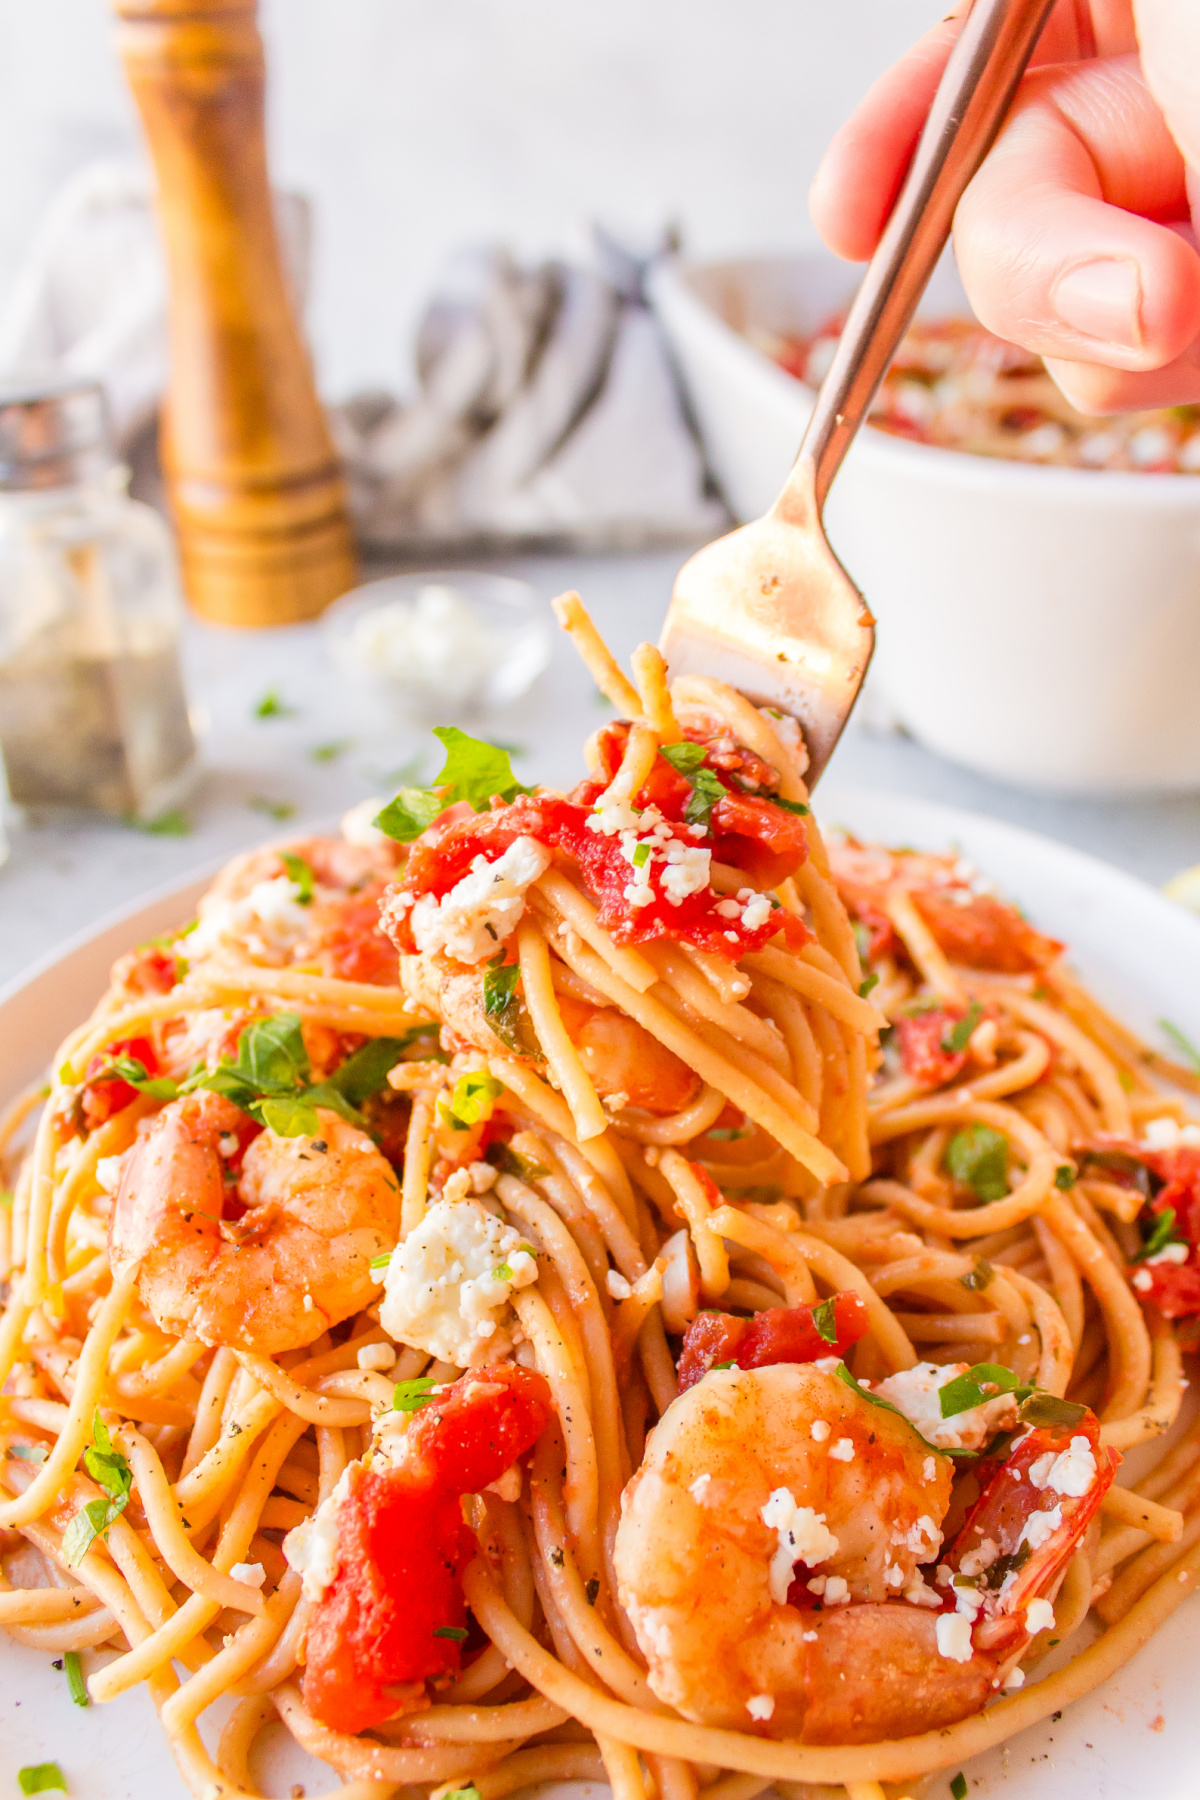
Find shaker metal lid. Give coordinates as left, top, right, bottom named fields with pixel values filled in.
left=0, top=376, right=113, bottom=490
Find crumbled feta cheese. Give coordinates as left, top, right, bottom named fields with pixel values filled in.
left=1025, top=1597, right=1055, bottom=1635
left=95, top=1154, right=126, bottom=1195
left=230, top=1561, right=266, bottom=1588
left=812, top=1357, right=841, bottom=1376
left=874, top=1361, right=1019, bottom=1451
left=356, top=1342, right=396, bottom=1372
left=1147, top=1242, right=1190, bottom=1266
left=936, top=1612, right=974, bottom=1663
left=810, top=1419, right=830, bottom=1443
left=1018, top=1504, right=1063, bottom=1554
left=903, top=1569, right=942, bottom=1609
left=923, top=1457, right=937, bottom=1482
left=958, top=1537, right=999, bottom=1579
left=739, top=891, right=772, bottom=932
left=468, top=1160, right=498, bottom=1193
left=1141, top=1116, right=1200, bottom=1150
left=190, top=875, right=314, bottom=962
left=660, top=845, right=713, bottom=905
left=690, top=1473, right=712, bottom=1503
left=409, top=836, right=551, bottom=964
left=1133, top=1268, right=1154, bottom=1293
left=802, top=1629, right=818, bottom=1643
left=283, top=1465, right=353, bottom=1602
left=606, top=1269, right=633, bottom=1301
left=380, top=1197, right=539, bottom=1365
left=1028, top=1435, right=1097, bottom=1499
left=486, top=1462, right=524, bottom=1502
left=1003, top=1665, right=1026, bottom=1690
left=715, top=898, right=743, bottom=920
left=746, top=1694, right=775, bottom=1721
left=760, top=1486, right=838, bottom=1603
left=818, top=1575, right=849, bottom=1604
left=587, top=794, right=645, bottom=837
left=829, top=1438, right=855, bottom=1463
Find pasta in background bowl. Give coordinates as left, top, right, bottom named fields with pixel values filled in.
left=650, top=251, right=1200, bottom=795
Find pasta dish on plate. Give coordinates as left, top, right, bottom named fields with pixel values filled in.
left=3, top=596, right=1200, bottom=1800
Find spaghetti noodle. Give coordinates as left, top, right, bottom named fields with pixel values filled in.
left=2, top=599, right=1199, bottom=1800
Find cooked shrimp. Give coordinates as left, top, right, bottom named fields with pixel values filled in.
left=614, top=1362, right=1114, bottom=1743
left=187, top=834, right=401, bottom=985
left=400, top=950, right=700, bottom=1113
left=108, top=1092, right=401, bottom=1353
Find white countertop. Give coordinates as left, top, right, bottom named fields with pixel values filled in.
left=2, top=544, right=1199, bottom=992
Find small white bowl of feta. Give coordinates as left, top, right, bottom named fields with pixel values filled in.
left=325, top=569, right=550, bottom=719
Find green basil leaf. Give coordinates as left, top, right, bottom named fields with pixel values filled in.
left=325, top=1036, right=412, bottom=1106
left=433, top=1625, right=469, bottom=1641
left=61, top=1497, right=125, bottom=1569
left=1017, top=1392, right=1088, bottom=1430
left=945, top=1124, right=1010, bottom=1203
left=810, top=1297, right=838, bottom=1345
left=393, top=1377, right=437, bottom=1414
left=487, top=1142, right=550, bottom=1183
left=97, top=1056, right=179, bottom=1102
left=658, top=742, right=706, bottom=776
left=766, top=794, right=809, bottom=816
left=234, top=1012, right=311, bottom=1094
left=950, top=1772, right=968, bottom=1800
left=258, top=1094, right=322, bottom=1139
left=658, top=742, right=728, bottom=831
left=941, top=1002, right=984, bottom=1055
left=1133, top=1206, right=1180, bottom=1263
left=1054, top=1163, right=1076, bottom=1190
left=449, top=1069, right=504, bottom=1126
left=374, top=786, right=447, bottom=844
left=6, top=1444, right=48, bottom=1464
left=937, top=1363, right=1024, bottom=1420
left=859, top=972, right=879, bottom=998
left=430, top=727, right=531, bottom=811
left=280, top=851, right=315, bottom=905
left=18, top=1764, right=67, bottom=1795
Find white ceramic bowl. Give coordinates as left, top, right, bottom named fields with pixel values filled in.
left=651, top=251, right=1200, bottom=795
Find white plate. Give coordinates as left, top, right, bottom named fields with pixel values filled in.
left=3, top=789, right=1199, bottom=1800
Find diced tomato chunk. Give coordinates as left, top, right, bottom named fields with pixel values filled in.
left=896, top=1008, right=970, bottom=1088
left=676, top=1291, right=868, bottom=1391
left=81, top=1036, right=159, bottom=1131
left=710, top=790, right=809, bottom=888
left=302, top=1365, right=551, bottom=1735
left=910, top=891, right=1062, bottom=975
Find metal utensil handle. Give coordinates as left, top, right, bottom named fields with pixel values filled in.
left=782, top=0, right=1056, bottom=517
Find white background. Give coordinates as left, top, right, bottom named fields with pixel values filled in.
left=0, top=0, right=943, bottom=398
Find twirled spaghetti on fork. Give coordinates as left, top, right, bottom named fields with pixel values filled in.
left=2, top=595, right=1200, bottom=1800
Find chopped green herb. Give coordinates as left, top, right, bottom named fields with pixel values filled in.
left=374, top=729, right=531, bottom=844
left=6, top=1444, right=48, bottom=1464
left=859, top=972, right=879, bottom=999
left=632, top=842, right=651, bottom=867
left=705, top=1127, right=751, bottom=1142
left=938, top=1363, right=1024, bottom=1419
left=281, top=852, right=315, bottom=905
left=309, top=740, right=351, bottom=763
left=482, top=955, right=534, bottom=1053
left=942, top=1003, right=984, bottom=1055
left=253, top=689, right=295, bottom=720
left=710, top=1360, right=736, bottom=1371
left=1160, top=1018, right=1200, bottom=1073
left=488, top=1142, right=550, bottom=1183
left=959, top=1260, right=995, bottom=1293
left=950, top=1772, right=968, bottom=1800
left=658, top=742, right=727, bottom=831
left=1017, top=1392, right=1087, bottom=1430
left=63, top=1649, right=88, bottom=1707
left=127, top=807, right=191, bottom=836
left=0, top=1188, right=11, bottom=1209
left=833, top=1362, right=980, bottom=1459
left=853, top=921, right=872, bottom=964
left=810, top=1297, right=838, bottom=1345
left=448, top=1069, right=504, bottom=1127
left=493, top=1262, right=514, bottom=1283
left=440, top=1787, right=480, bottom=1800
left=767, top=794, right=809, bottom=816
left=18, top=1766, right=67, bottom=1796
left=246, top=795, right=297, bottom=822
left=393, top=1377, right=437, bottom=1414
left=369, top=1252, right=392, bottom=1276
left=433, top=1625, right=469, bottom=1641
left=945, top=1124, right=1010, bottom=1203
left=184, top=1012, right=410, bottom=1138
left=62, top=1416, right=132, bottom=1568
left=1134, top=1207, right=1180, bottom=1263
left=90, top=1054, right=178, bottom=1102
left=1054, top=1163, right=1076, bottom=1191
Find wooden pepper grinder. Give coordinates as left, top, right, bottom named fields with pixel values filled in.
left=114, top=0, right=357, bottom=626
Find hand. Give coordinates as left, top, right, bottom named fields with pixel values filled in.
left=810, top=1, right=1200, bottom=413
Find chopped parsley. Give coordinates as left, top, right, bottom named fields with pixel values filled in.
left=246, top=795, right=297, bottom=822
left=369, top=1252, right=392, bottom=1276
left=1054, top=1163, right=1076, bottom=1190
left=445, top=1069, right=504, bottom=1128
left=950, top=1773, right=968, bottom=1800
left=959, top=1260, right=994, bottom=1293
left=859, top=971, right=879, bottom=998
left=87, top=1054, right=179, bottom=1103
left=945, top=1124, right=1009, bottom=1202
left=309, top=739, right=351, bottom=763
left=488, top=1142, right=550, bottom=1183
left=938, top=1363, right=1025, bottom=1419
left=133, top=808, right=191, bottom=837
left=433, top=1625, right=469, bottom=1641
left=253, top=689, right=295, bottom=719
left=374, top=729, right=531, bottom=844
left=63, top=1650, right=88, bottom=1707
left=1133, top=1207, right=1181, bottom=1263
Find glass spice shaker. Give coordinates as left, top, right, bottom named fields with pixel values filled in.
left=0, top=377, right=197, bottom=821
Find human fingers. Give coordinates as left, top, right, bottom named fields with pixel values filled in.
left=953, top=56, right=1200, bottom=375
left=810, top=2, right=1137, bottom=263
left=1135, top=0, right=1200, bottom=169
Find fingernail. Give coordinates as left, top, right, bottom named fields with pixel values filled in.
left=1052, top=260, right=1143, bottom=350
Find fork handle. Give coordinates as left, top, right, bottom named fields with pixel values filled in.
left=778, top=0, right=1057, bottom=520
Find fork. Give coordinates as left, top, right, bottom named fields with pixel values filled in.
left=661, top=0, right=1057, bottom=788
